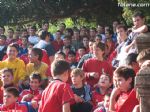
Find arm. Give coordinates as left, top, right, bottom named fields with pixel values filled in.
left=133, top=25, right=148, bottom=33
left=62, top=102, right=71, bottom=112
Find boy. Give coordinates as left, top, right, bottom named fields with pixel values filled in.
left=70, top=68, right=93, bottom=112
left=38, top=60, right=74, bottom=112
left=0, top=35, right=7, bottom=61
left=82, top=42, right=113, bottom=89
left=19, top=73, right=42, bottom=109
left=0, top=68, right=15, bottom=103
left=109, top=66, right=138, bottom=112
left=0, top=43, right=26, bottom=85
left=92, top=73, right=112, bottom=108
left=0, top=87, right=28, bottom=112
left=68, top=51, right=78, bottom=69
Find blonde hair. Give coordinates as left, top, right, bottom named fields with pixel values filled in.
left=71, top=68, right=84, bottom=78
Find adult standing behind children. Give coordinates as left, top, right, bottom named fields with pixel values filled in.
left=38, top=60, right=74, bottom=112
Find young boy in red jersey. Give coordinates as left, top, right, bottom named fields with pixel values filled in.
left=92, top=73, right=112, bottom=108
left=0, top=68, right=15, bottom=104
left=82, top=42, right=113, bottom=89
left=0, top=87, right=28, bottom=112
left=19, top=73, right=42, bottom=109
left=38, top=60, right=74, bottom=112
left=109, top=66, right=138, bottom=112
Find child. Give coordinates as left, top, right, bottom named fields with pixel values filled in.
left=83, top=42, right=113, bottom=89
left=0, top=35, right=7, bottom=61
left=94, top=93, right=111, bottom=112
left=0, top=68, right=15, bottom=103
left=92, top=72, right=112, bottom=108
left=54, top=50, right=66, bottom=60
left=109, top=66, right=138, bottom=112
left=19, top=73, right=42, bottom=109
left=68, top=51, right=78, bottom=69
left=0, top=87, right=28, bottom=112
left=0, top=43, right=26, bottom=85
left=38, top=60, right=74, bottom=112
left=70, top=68, right=93, bottom=112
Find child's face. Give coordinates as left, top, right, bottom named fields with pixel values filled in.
left=1, top=72, right=13, bottom=85
left=93, top=44, right=104, bottom=58
left=98, top=75, right=111, bottom=88
left=3, top=92, right=18, bottom=106
left=68, top=54, right=76, bottom=63
left=7, top=47, right=18, bottom=59
left=71, top=75, right=83, bottom=85
left=0, top=38, right=5, bottom=45
left=103, top=95, right=110, bottom=108
left=30, top=79, right=40, bottom=90
left=28, top=50, right=37, bottom=63
left=78, top=49, right=86, bottom=57
left=114, top=76, right=132, bottom=92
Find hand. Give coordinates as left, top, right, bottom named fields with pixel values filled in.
left=111, top=88, right=121, bottom=98
left=31, top=100, right=39, bottom=109
left=74, top=94, right=84, bottom=103
left=22, top=94, right=33, bottom=101
left=90, top=72, right=99, bottom=79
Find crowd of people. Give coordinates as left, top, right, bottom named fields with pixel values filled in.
left=0, top=11, right=150, bottom=112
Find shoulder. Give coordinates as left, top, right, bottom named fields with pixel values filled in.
left=41, top=62, right=48, bottom=68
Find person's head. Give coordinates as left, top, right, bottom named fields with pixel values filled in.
left=113, top=20, right=119, bottom=32
left=0, top=26, right=5, bottom=35
left=68, top=51, right=76, bottom=63
left=59, top=23, right=66, bottom=33
left=0, top=35, right=6, bottom=46
left=137, top=48, right=150, bottom=67
left=71, top=68, right=84, bottom=86
left=29, top=26, right=36, bottom=36
left=93, top=42, right=105, bottom=59
left=54, top=51, right=66, bottom=60
left=55, top=30, right=61, bottom=39
left=65, top=28, right=73, bottom=37
left=126, top=53, right=139, bottom=73
left=21, top=28, right=28, bottom=38
left=28, top=48, right=43, bottom=63
left=3, top=87, right=19, bottom=106
left=113, top=66, right=135, bottom=92
left=82, top=36, right=89, bottom=47
left=80, top=26, right=87, bottom=37
left=78, top=46, right=86, bottom=57
left=63, top=36, right=71, bottom=46
left=7, top=43, right=19, bottom=60
left=73, top=29, right=80, bottom=40
left=105, top=29, right=113, bottom=38
left=51, top=60, right=70, bottom=82
left=95, top=34, right=102, bottom=44
left=0, top=68, right=13, bottom=86
left=103, top=93, right=111, bottom=109
left=29, top=73, right=41, bottom=90
left=90, top=27, right=96, bottom=38
left=62, top=45, right=71, bottom=55
left=42, top=21, right=49, bottom=31
left=98, top=74, right=112, bottom=89
left=21, top=36, right=28, bottom=45
left=132, top=11, right=145, bottom=28
left=7, top=28, right=14, bottom=38
left=38, top=30, right=50, bottom=42
left=14, top=29, right=21, bottom=39
left=116, top=24, right=127, bottom=42
left=88, top=39, right=95, bottom=53
left=97, top=25, right=104, bottom=34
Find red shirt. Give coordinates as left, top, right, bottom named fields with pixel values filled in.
left=42, top=50, right=50, bottom=65
left=38, top=79, right=74, bottom=112
left=19, top=88, right=42, bottom=102
left=83, top=58, right=113, bottom=88
left=52, top=40, right=64, bottom=51
left=20, top=54, right=29, bottom=65
left=0, top=87, right=3, bottom=104
left=0, top=102, right=27, bottom=112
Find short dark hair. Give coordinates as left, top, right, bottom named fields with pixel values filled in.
left=116, top=24, right=127, bottom=31
left=0, top=35, right=7, bottom=40
left=55, top=51, right=66, bottom=59
left=133, top=11, right=145, bottom=19
left=31, top=48, right=43, bottom=61
left=38, top=30, right=50, bottom=40
left=68, top=50, right=76, bottom=56
left=114, top=66, right=135, bottom=89
left=42, top=21, right=49, bottom=25
left=105, top=29, right=113, bottom=35
left=8, top=43, right=19, bottom=52
left=78, top=46, right=86, bottom=51
left=94, top=42, right=105, bottom=51
left=0, top=68, right=13, bottom=76
left=4, top=87, right=19, bottom=97
left=30, top=25, right=37, bottom=31
left=51, top=60, right=70, bottom=76
left=30, top=73, right=41, bottom=82
left=126, top=53, right=138, bottom=65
